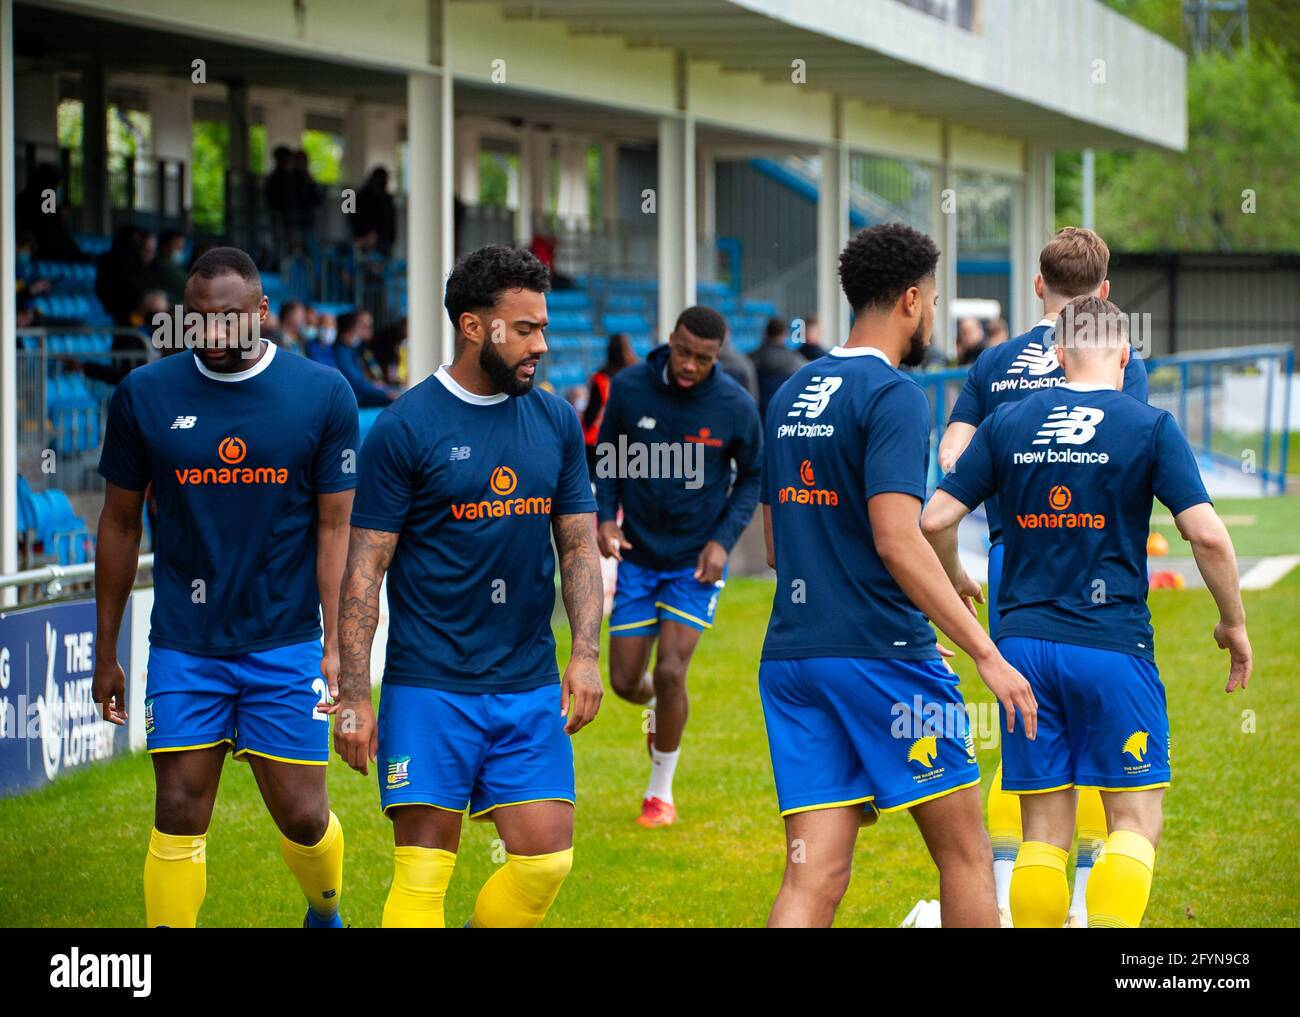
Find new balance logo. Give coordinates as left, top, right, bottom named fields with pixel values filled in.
left=787, top=376, right=843, bottom=419
left=170, top=415, right=197, bottom=429
left=1033, top=405, right=1105, bottom=446
left=449, top=446, right=471, bottom=462
left=1005, top=342, right=1059, bottom=377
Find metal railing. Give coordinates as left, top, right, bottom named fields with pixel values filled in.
left=0, top=555, right=153, bottom=609
left=16, top=328, right=152, bottom=492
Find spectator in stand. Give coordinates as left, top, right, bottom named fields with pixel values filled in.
left=795, top=312, right=829, bottom=360
left=582, top=332, right=638, bottom=477
left=16, top=163, right=85, bottom=262
left=333, top=309, right=394, bottom=407
left=353, top=167, right=397, bottom=258
left=985, top=316, right=1010, bottom=349
left=277, top=301, right=309, bottom=356
left=370, top=316, right=408, bottom=385
left=96, top=224, right=150, bottom=327
left=146, top=230, right=189, bottom=307
left=265, top=146, right=297, bottom=260
left=955, top=315, right=986, bottom=366
left=306, top=311, right=338, bottom=364
left=529, top=231, right=573, bottom=289
left=15, top=229, right=52, bottom=301
left=749, top=315, right=805, bottom=419
left=79, top=288, right=161, bottom=384
left=292, top=150, right=322, bottom=253
left=717, top=327, right=759, bottom=402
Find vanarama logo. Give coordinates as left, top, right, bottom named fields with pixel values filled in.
left=1016, top=486, right=1105, bottom=530
left=490, top=466, right=517, bottom=496
left=218, top=436, right=247, bottom=464
left=175, top=437, right=287, bottom=486
left=451, top=465, right=551, bottom=521
left=778, top=458, right=838, bottom=506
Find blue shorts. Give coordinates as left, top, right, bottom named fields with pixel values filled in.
left=145, top=640, right=328, bottom=764
left=609, top=559, right=727, bottom=636
left=987, top=540, right=1005, bottom=639
left=376, top=682, right=575, bottom=818
left=758, top=656, right=980, bottom=815
left=998, top=636, right=1171, bottom=793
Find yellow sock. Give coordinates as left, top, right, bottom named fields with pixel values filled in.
left=144, top=828, right=207, bottom=928
left=382, top=846, right=457, bottom=928
left=1087, top=830, right=1155, bottom=928
left=470, top=848, right=573, bottom=928
left=987, top=764, right=1022, bottom=911
left=1010, top=841, right=1069, bottom=928
left=1075, top=789, right=1108, bottom=865
left=280, top=810, right=344, bottom=923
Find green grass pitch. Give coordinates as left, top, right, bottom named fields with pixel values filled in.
left=1, top=569, right=1295, bottom=928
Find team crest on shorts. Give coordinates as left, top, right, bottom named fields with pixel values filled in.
left=906, top=735, right=946, bottom=785
left=1121, top=730, right=1151, bottom=776
left=144, top=698, right=155, bottom=735
left=386, top=755, right=411, bottom=789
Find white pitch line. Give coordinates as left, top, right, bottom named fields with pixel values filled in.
left=1240, top=555, right=1300, bottom=590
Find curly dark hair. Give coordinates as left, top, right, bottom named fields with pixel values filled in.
left=444, top=244, right=551, bottom=332
left=674, top=305, right=727, bottom=342
left=838, top=224, right=939, bottom=314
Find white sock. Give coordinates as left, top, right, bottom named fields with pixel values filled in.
left=993, top=859, right=1014, bottom=911
left=1070, top=864, right=1092, bottom=923
left=645, top=746, right=680, bottom=804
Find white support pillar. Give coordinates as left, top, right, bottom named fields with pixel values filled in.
left=1013, top=144, right=1054, bottom=334
left=601, top=138, right=619, bottom=227
left=556, top=136, right=588, bottom=225
left=406, top=69, right=454, bottom=385
left=657, top=53, right=695, bottom=337
left=1081, top=148, right=1095, bottom=231
left=1010, top=176, right=1028, bottom=335
left=342, top=103, right=369, bottom=183
left=817, top=100, right=850, bottom=342
left=261, top=95, right=304, bottom=170
left=454, top=121, right=479, bottom=206
left=933, top=125, right=958, bottom=359
left=1, top=0, right=17, bottom=594
left=150, top=82, right=193, bottom=210
left=514, top=126, right=534, bottom=246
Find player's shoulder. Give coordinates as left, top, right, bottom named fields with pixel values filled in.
left=119, top=349, right=192, bottom=390
left=273, top=346, right=354, bottom=397
left=982, top=324, right=1055, bottom=370
left=607, top=359, right=651, bottom=397
left=711, top=365, right=760, bottom=416
left=533, top=382, right=577, bottom=417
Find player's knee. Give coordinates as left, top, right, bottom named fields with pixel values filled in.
left=652, top=657, right=688, bottom=692
left=932, top=827, right=994, bottom=873
left=510, top=847, right=573, bottom=904
left=154, top=783, right=214, bottom=834
left=787, top=855, right=851, bottom=907
left=609, top=665, right=645, bottom=700
left=277, top=805, right=330, bottom=847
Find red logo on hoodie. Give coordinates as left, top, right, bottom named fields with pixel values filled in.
left=685, top=427, right=724, bottom=448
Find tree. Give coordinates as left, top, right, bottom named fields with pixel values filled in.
left=1095, top=43, right=1300, bottom=250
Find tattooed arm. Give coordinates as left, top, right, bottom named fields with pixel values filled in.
left=552, top=512, right=604, bottom=734
left=316, top=489, right=355, bottom=705
left=330, top=525, right=398, bottom=774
